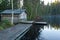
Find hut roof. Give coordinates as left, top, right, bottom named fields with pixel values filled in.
left=1, top=9, right=25, bottom=14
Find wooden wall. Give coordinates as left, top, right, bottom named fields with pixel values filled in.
left=1, top=14, right=19, bottom=23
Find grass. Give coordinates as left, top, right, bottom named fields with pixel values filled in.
left=0, top=20, right=13, bottom=30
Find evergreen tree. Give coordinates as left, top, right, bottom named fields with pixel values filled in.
left=23, top=0, right=41, bottom=20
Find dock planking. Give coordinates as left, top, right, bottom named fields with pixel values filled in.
left=20, top=21, right=34, bottom=24
left=0, top=21, right=47, bottom=40
left=20, top=21, right=47, bottom=25
left=35, top=22, right=47, bottom=25
left=0, top=23, right=32, bottom=40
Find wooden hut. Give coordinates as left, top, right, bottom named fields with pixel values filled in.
left=1, top=9, right=27, bottom=23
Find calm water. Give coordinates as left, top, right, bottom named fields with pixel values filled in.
left=36, top=24, right=60, bottom=40
left=20, top=16, right=60, bottom=40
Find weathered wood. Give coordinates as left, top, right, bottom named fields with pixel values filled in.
left=0, top=21, right=47, bottom=40
left=0, top=24, right=32, bottom=40
left=20, top=21, right=34, bottom=24
left=35, top=22, right=47, bottom=25
left=20, top=21, right=47, bottom=25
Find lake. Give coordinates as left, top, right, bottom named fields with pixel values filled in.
left=36, top=24, right=60, bottom=40
left=20, top=16, right=60, bottom=40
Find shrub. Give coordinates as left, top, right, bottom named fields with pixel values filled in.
left=0, top=19, right=12, bottom=30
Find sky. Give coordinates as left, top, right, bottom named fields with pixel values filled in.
left=20, top=0, right=23, bottom=8
left=41, top=0, right=56, bottom=5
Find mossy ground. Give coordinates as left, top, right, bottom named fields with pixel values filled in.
left=0, top=20, right=13, bottom=30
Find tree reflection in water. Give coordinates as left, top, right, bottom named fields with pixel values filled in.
left=20, top=16, right=60, bottom=40
left=20, top=24, right=44, bottom=40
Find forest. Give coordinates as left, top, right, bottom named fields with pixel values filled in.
left=0, top=0, right=60, bottom=20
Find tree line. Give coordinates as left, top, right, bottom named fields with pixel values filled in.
left=0, top=0, right=60, bottom=20
left=24, top=0, right=60, bottom=20
left=0, top=0, right=20, bottom=11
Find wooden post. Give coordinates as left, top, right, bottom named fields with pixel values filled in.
left=11, top=0, right=14, bottom=24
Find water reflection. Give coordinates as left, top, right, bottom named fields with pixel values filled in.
left=20, top=16, right=60, bottom=40
left=51, top=24, right=60, bottom=30
left=39, top=24, right=60, bottom=40
left=20, top=24, right=44, bottom=40
left=42, top=15, right=60, bottom=25
left=38, top=16, right=60, bottom=40
left=20, top=24, right=60, bottom=40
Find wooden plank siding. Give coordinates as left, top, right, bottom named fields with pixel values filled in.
left=1, top=14, right=20, bottom=23
left=0, top=23, right=32, bottom=40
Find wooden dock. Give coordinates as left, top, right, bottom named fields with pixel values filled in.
left=35, top=22, right=47, bottom=25
left=0, top=24, right=32, bottom=40
left=20, top=21, right=47, bottom=25
left=20, top=21, right=34, bottom=24
left=0, top=21, right=47, bottom=40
